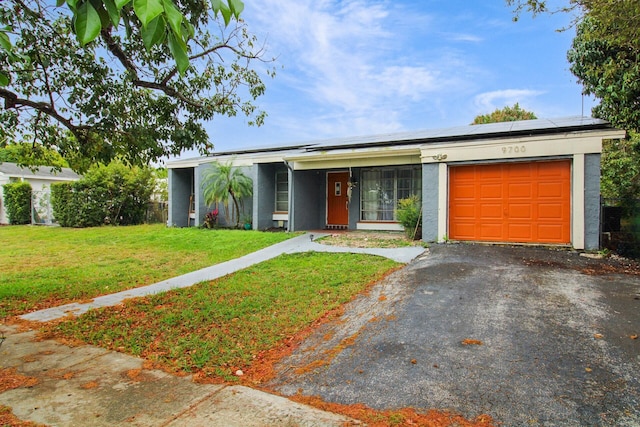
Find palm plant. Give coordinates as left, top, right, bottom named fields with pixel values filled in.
left=201, top=160, right=253, bottom=227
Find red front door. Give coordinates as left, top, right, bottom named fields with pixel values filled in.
left=327, top=172, right=349, bottom=226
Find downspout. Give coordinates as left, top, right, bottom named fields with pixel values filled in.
left=284, top=160, right=294, bottom=232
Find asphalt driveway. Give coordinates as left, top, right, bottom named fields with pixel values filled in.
left=267, top=244, right=640, bottom=426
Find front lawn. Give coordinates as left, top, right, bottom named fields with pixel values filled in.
left=45, top=252, right=399, bottom=382
left=0, top=225, right=293, bottom=318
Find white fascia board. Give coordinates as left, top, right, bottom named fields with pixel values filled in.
left=286, top=146, right=422, bottom=171
left=168, top=151, right=297, bottom=169
left=421, top=130, right=626, bottom=164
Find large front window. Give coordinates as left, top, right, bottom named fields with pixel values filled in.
left=360, top=166, right=421, bottom=221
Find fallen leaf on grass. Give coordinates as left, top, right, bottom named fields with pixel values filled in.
left=462, top=339, right=483, bottom=346
left=631, top=334, right=638, bottom=340
left=585, top=367, right=593, bottom=372
left=594, top=333, right=604, bottom=339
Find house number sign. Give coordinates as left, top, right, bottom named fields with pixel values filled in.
left=501, top=145, right=526, bottom=155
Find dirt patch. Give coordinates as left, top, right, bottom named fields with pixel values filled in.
left=522, top=251, right=640, bottom=276
left=317, top=231, right=422, bottom=248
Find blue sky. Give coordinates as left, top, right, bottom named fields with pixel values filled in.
left=183, top=0, right=593, bottom=155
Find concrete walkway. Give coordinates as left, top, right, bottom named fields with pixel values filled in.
left=21, top=233, right=424, bottom=322
left=2, top=233, right=424, bottom=426
left=0, top=326, right=356, bottom=426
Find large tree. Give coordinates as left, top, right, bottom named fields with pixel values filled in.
left=567, top=15, right=640, bottom=133
left=471, top=103, right=537, bottom=125
left=0, top=0, right=273, bottom=172
left=506, top=0, right=640, bottom=132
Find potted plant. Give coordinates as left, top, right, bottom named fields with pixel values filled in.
left=242, top=214, right=252, bottom=230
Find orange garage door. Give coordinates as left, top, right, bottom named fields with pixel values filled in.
left=449, top=160, right=571, bottom=244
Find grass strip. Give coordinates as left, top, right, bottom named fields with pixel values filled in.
left=45, top=252, right=399, bottom=382
left=0, top=225, right=292, bottom=318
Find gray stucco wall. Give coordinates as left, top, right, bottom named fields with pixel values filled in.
left=584, top=153, right=601, bottom=250
left=253, top=163, right=289, bottom=230
left=168, top=167, right=193, bottom=227
left=421, top=163, right=440, bottom=242
left=291, top=170, right=325, bottom=231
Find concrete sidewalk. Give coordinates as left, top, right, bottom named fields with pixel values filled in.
left=3, top=233, right=423, bottom=426
left=21, top=233, right=424, bottom=322
left=0, top=326, right=355, bottom=426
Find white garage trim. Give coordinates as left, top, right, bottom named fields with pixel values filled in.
left=438, top=162, right=448, bottom=242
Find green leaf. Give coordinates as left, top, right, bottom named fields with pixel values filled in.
left=115, top=0, right=130, bottom=8
left=210, top=0, right=231, bottom=25
left=218, top=2, right=231, bottom=26
left=229, top=0, right=244, bottom=16
left=0, top=71, right=9, bottom=87
left=141, top=16, right=166, bottom=50
left=65, top=0, right=78, bottom=9
left=74, top=1, right=102, bottom=45
left=133, top=0, right=164, bottom=28
left=161, top=0, right=183, bottom=38
left=102, top=0, right=121, bottom=26
left=57, top=0, right=66, bottom=6
left=210, top=0, right=222, bottom=12
left=0, top=32, right=11, bottom=52
left=167, top=32, right=189, bottom=75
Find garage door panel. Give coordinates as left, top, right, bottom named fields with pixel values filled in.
left=538, top=182, right=565, bottom=198
left=507, top=166, right=533, bottom=178
left=451, top=223, right=477, bottom=239
left=508, top=204, right=532, bottom=220
left=507, top=224, right=533, bottom=240
left=480, top=183, right=502, bottom=198
left=480, top=203, right=503, bottom=218
left=508, top=183, right=532, bottom=198
left=537, top=203, right=564, bottom=219
left=449, top=161, right=571, bottom=244
left=452, top=204, right=476, bottom=219
left=480, top=224, right=504, bottom=240
left=537, top=225, right=566, bottom=242
left=454, top=183, right=476, bottom=199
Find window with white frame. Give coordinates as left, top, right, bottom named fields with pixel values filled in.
left=275, top=170, right=288, bottom=212
left=360, top=166, right=421, bottom=221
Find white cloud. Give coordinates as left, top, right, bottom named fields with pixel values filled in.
left=473, top=89, right=546, bottom=113
left=243, top=0, right=479, bottom=137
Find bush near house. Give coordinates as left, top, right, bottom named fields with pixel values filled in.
left=51, top=162, right=154, bottom=227
left=396, top=195, right=422, bottom=239
left=2, top=181, right=32, bottom=224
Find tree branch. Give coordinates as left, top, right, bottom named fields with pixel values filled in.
left=0, top=87, right=89, bottom=132
left=100, top=27, right=139, bottom=79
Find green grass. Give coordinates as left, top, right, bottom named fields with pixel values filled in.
left=0, top=224, right=293, bottom=318
left=47, top=252, right=399, bottom=381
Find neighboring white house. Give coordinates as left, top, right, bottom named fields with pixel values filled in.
left=0, top=162, right=81, bottom=224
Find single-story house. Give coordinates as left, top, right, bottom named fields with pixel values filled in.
left=167, top=116, right=626, bottom=250
left=0, top=162, right=81, bottom=224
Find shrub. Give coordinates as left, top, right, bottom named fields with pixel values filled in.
left=203, top=209, right=219, bottom=229
left=51, top=161, right=154, bottom=227
left=3, top=181, right=32, bottom=224
left=396, top=195, right=422, bottom=239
